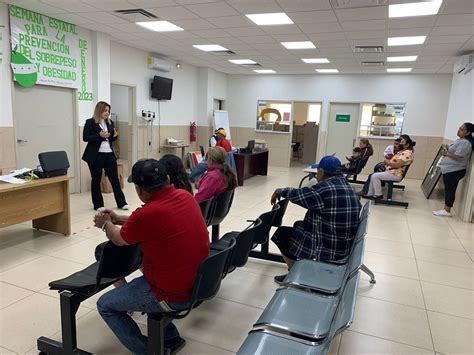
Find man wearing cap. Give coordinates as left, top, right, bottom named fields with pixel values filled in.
left=190, top=127, right=232, bottom=182
left=93, top=159, right=209, bottom=354
left=270, top=155, right=361, bottom=284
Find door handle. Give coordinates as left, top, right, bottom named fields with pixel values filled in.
left=17, top=139, right=28, bottom=143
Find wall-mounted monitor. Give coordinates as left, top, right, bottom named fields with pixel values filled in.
left=151, top=75, right=173, bottom=100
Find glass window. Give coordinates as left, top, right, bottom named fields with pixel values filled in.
left=256, top=100, right=292, bottom=132
left=307, top=104, right=321, bottom=124
left=359, top=103, right=405, bottom=138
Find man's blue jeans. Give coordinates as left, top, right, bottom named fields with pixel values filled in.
left=97, top=276, right=189, bottom=355
left=189, top=160, right=208, bottom=182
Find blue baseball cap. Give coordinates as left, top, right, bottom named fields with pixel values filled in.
left=311, top=156, right=342, bottom=173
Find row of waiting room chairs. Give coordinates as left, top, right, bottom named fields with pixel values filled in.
left=237, top=201, right=371, bottom=354
left=36, top=190, right=373, bottom=355
left=35, top=194, right=287, bottom=355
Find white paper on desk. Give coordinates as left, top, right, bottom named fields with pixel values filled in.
left=10, top=167, right=32, bottom=175
left=0, top=175, right=27, bottom=184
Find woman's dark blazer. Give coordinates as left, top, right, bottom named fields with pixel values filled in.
left=81, top=118, right=117, bottom=165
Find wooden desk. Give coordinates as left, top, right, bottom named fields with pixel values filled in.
left=0, top=176, right=72, bottom=235
left=233, top=150, right=269, bottom=186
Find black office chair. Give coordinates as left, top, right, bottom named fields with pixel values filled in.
left=199, top=198, right=214, bottom=226
left=249, top=206, right=279, bottom=248
left=345, top=156, right=369, bottom=184
left=271, top=199, right=289, bottom=228
left=209, top=189, right=235, bottom=242
left=211, top=219, right=262, bottom=274
left=292, top=142, right=301, bottom=160
left=147, top=238, right=236, bottom=355
left=37, top=242, right=142, bottom=355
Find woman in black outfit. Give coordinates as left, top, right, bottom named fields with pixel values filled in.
left=82, top=101, right=128, bottom=210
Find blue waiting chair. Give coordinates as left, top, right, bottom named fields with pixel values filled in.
left=279, top=202, right=370, bottom=294
left=237, top=272, right=360, bottom=355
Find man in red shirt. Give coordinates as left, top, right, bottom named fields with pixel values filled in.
left=215, top=128, right=232, bottom=152
left=94, top=159, right=209, bottom=354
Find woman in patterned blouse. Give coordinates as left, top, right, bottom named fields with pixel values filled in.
left=363, top=135, right=416, bottom=200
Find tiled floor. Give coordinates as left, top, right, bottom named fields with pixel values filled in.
left=0, top=164, right=472, bottom=354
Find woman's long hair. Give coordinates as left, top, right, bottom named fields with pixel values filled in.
left=160, top=154, right=193, bottom=194
left=399, top=134, right=416, bottom=151
left=463, top=122, right=474, bottom=151
left=359, top=138, right=373, bottom=156
left=93, top=101, right=111, bottom=124
left=207, top=146, right=237, bottom=190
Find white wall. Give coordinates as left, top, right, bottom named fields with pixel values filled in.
left=110, top=84, right=129, bottom=123
left=444, top=70, right=473, bottom=140
left=0, top=3, right=13, bottom=127
left=110, top=41, right=199, bottom=127
left=226, top=74, right=453, bottom=137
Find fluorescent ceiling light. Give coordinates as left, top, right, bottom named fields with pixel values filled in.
left=302, top=58, right=330, bottom=63
left=316, top=69, right=339, bottom=73
left=254, top=69, right=276, bottom=74
left=388, top=36, right=426, bottom=46
left=246, top=12, right=293, bottom=26
left=389, top=1, right=442, bottom=18
left=229, top=59, right=256, bottom=65
left=387, top=68, right=412, bottom=73
left=281, top=41, right=316, bottom=49
left=193, top=44, right=228, bottom=52
left=387, top=56, right=418, bottom=62
left=136, top=21, right=183, bottom=32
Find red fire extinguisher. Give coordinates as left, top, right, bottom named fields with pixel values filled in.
left=190, top=122, right=197, bottom=143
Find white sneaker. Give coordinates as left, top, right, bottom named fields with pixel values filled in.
left=120, top=204, right=129, bottom=211
left=432, top=209, right=452, bottom=217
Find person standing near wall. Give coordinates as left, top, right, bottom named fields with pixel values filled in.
left=82, top=101, right=128, bottom=211
left=433, top=122, right=474, bottom=217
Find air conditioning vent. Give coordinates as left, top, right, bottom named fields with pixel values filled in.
left=361, top=61, right=385, bottom=66
left=243, top=63, right=262, bottom=68
left=114, top=9, right=158, bottom=21
left=354, top=45, right=384, bottom=53
left=331, top=0, right=387, bottom=9
left=212, top=50, right=236, bottom=56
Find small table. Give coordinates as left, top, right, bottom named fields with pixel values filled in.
left=0, top=175, right=72, bottom=235
left=299, top=166, right=317, bottom=188
left=161, top=144, right=189, bottom=161
left=233, top=150, right=269, bottom=186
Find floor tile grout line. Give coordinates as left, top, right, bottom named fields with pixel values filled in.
left=445, top=217, right=473, bottom=256
left=0, top=345, right=18, bottom=354
left=214, top=295, right=266, bottom=311
left=406, top=218, right=436, bottom=353
left=345, top=329, right=436, bottom=352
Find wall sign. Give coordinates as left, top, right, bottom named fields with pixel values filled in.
left=9, top=5, right=93, bottom=100
left=336, top=113, right=351, bottom=122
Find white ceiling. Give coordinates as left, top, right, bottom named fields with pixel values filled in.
left=3, top=0, right=473, bottom=74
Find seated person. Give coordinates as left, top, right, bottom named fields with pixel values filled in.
left=362, top=135, right=415, bottom=199
left=373, top=137, right=401, bottom=173
left=160, top=154, right=193, bottom=194
left=341, top=147, right=362, bottom=173
left=270, top=156, right=361, bottom=283
left=359, top=138, right=374, bottom=157
left=189, top=128, right=232, bottom=182
left=194, top=146, right=237, bottom=203
left=93, top=159, right=209, bottom=355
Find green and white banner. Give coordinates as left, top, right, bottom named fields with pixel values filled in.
left=9, top=4, right=93, bottom=100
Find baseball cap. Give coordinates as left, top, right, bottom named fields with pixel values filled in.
left=311, top=156, right=342, bottom=173
left=215, top=128, right=226, bottom=137
left=128, top=159, right=168, bottom=189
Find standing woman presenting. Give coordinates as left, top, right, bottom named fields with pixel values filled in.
left=82, top=101, right=128, bottom=211
left=433, top=122, right=474, bottom=217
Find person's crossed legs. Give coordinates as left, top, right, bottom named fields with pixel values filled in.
left=97, top=276, right=189, bottom=355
